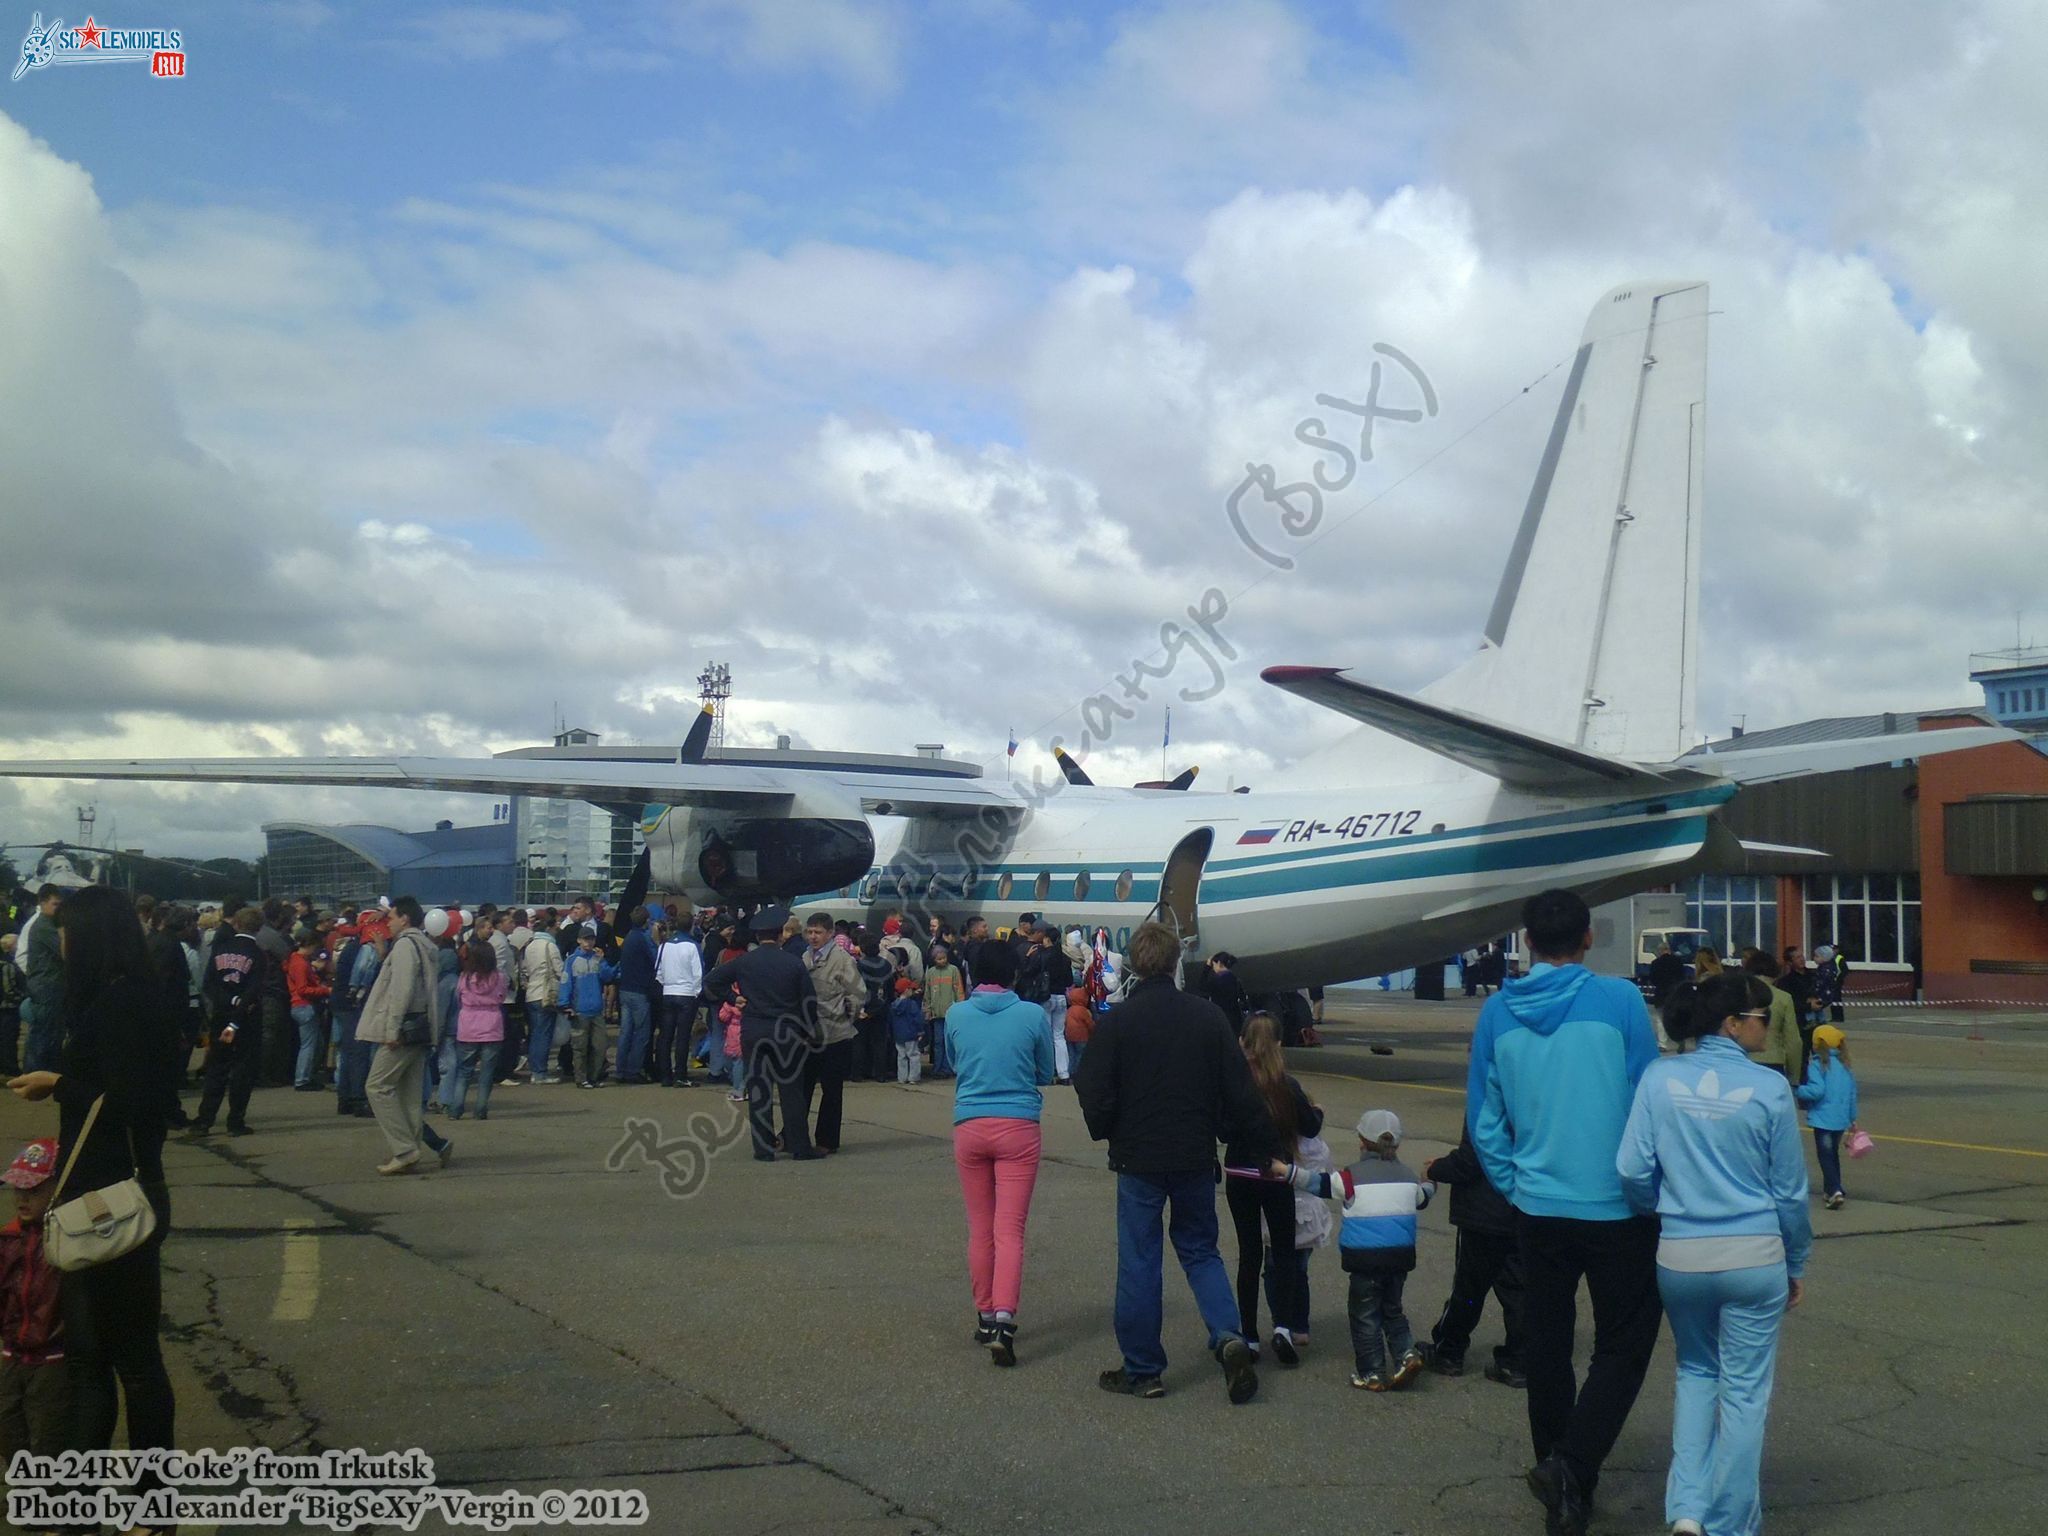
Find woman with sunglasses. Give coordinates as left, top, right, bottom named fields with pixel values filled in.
left=1617, top=972, right=1812, bottom=1536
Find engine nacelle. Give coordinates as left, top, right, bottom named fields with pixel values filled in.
left=642, top=804, right=874, bottom=904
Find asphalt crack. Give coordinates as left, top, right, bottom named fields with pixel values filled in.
left=171, top=1136, right=961, bottom=1536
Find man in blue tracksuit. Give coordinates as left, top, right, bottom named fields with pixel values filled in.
left=1467, top=890, right=1662, bottom=1536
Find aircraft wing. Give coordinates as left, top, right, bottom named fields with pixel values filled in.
left=0, top=755, right=1025, bottom=822
left=1682, top=726, right=2019, bottom=785
left=1261, top=666, right=1703, bottom=793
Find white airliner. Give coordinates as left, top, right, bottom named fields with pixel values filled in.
left=0, top=282, right=2013, bottom=989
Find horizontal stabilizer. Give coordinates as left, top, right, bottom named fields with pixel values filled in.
left=1689, top=822, right=1833, bottom=874
left=1685, top=726, right=2018, bottom=785
left=1262, top=667, right=1696, bottom=792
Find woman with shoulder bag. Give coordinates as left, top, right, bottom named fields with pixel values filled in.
left=8, top=884, right=178, bottom=1513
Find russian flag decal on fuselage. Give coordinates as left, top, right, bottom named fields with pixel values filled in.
left=1237, top=826, right=1281, bottom=845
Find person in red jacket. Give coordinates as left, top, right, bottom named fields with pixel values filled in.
left=0, top=1137, right=67, bottom=1461
left=286, top=928, right=333, bottom=1091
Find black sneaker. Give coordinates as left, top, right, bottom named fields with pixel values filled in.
left=988, top=1321, right=1017, bottom=1368
left=974, top=1315, right=998, bottom=1346
left=1098, top=1368, right=1165, bottom=1399
left=1527, top=1456, right=1590, bottom=1536
left=1216, top=1337, right=1258, bottom=1404
left=1484, top=1359, right=1528, bottom=1389
left=1426, top=1343, right=1465, bottom=1376
left=226, top=1123, right=253, bottom=1137
left=1269, top=1329, right=1300, bottom=1367
left=1527, top=1456, right=1563, bottom=1522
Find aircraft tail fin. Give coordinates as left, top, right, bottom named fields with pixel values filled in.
left=1424, top=281, right=1709, bottom=763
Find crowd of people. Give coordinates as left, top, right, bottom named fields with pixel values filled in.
left=0, top=880, right=1868, bottom=1535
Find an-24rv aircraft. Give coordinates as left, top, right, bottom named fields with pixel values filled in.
left=0, top=282, right=2014, bottom=989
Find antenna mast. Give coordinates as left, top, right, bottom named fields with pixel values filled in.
left=696, top=662, right=732, bottom=754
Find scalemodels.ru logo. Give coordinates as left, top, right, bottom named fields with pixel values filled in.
left=13, top=13, right=186, bottom=81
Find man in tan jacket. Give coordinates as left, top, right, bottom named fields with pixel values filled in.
left=1740, top=948, right=1803, bottom=1086
left=802, top=911, right=866, bottom=1154
left=358, top=897, right=446, bottom=1174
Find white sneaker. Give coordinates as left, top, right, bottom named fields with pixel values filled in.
left=1673, top=1521, right=1705, bottom=1536
left=376, top=1152, right=420, bottom=1176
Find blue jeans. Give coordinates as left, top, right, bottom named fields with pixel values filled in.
left=1347, top=1269, right=1413, bottom=1374
left=1114, top=1168, right=1244, bottom=1378
left=428, top=1040, right=456, bottom=1097
left=703, top=1013, right=727, bottom=1079
left=617, top=991, right=652, bottom=1080
left=526, top=1006, right=558, bottom=1078
left=334, top=1007, right=370, bottom=1106
left=930, top=1014, right=950, bottom=1076
left=1066, top=1039, right=1086, bottom=1078
left=21, top=998, right=62, bottom=1074
left=1812, top=1129, right=1844, bottom=1197
left=654, top=995, right=697, bottom=1083
left=291, top=1004, right=322, bottom=1087
left=444, top=1041, right=502, bottom=1116
left=1659, top=1263, right=1788, bottom=1536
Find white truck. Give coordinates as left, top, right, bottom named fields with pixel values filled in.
left=1585, top=892, right=1707, bottom=989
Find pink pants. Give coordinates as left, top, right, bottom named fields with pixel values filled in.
left=953, top=1117, right=1043, bottom=1316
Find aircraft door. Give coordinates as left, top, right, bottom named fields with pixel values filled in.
left=1150, top=828, right=1214, bottom=949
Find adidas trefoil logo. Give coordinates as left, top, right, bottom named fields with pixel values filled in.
left=1665, top=1069, right=1755, bottom=1122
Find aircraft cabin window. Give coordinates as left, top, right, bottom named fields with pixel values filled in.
left=1034, top=871, right=1050, bottom=901
left=1115, top=869, right=1134, bottom=901
left=1074, top=870, right=1092, bottom=900
left=1431, top=822, right=1447, bottom=834
left=997, top=872, right=1013, bottom=901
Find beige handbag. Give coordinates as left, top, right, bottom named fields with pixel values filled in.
left=43, top=1096, right=158, bottom=1273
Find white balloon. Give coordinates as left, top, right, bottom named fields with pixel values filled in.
left=423, top=909, right=451, bottom=938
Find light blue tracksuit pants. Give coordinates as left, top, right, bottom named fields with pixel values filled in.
left=1658, top=1262, right=1788, bottom=1536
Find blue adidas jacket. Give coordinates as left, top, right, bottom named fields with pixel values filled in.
left=1617, top=1036, right=1813, bottom=1278
left=1467, top=962, right=1660, bottom=1221
left=1794, top=1056, right=1859, bottom=1132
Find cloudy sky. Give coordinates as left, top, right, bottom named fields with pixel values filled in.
left=0, top=0, right=2038, bottom=857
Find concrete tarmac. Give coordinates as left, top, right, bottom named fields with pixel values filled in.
left=3, top=996, right=2045, bottom=1535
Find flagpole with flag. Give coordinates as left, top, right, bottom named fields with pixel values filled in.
left=1161, top=707, right=1170, bottom=782
left=1006, top=727, right=1017, bottom=782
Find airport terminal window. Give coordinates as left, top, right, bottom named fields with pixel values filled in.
left=1804, top=873, right=1919, bottom=967
left=1685, top=874, right=1777, bottom=957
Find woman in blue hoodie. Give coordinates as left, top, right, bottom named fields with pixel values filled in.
left=1619, top=974, right=1812, bottom=1536
left=946, top=940, right=1055, bottom=1369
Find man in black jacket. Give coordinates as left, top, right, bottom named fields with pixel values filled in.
left=1073, top=922, right=1273, bottom=1405
left=1423, top=1126, right=1527, bottom=1386
left=702, top=908, right=823, bottom=1163
left=194, top=906, right=267, bottom=1136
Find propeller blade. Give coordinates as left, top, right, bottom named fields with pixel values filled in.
left=678, top=705, right=715, bottom=764
left=614, top=843, right=655, bottom=920
left=1166, top=766, right=1198, bottom=791
left=1053, top=747, right=1094, bottom=787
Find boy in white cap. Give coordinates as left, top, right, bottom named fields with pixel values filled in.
left=1274, top=1109, right=1435, bottom=1391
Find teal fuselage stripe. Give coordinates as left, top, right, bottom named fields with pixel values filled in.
left=1201, top=810, right=1711, bottom=903
left=1207, top=784, right=1734, bottom=873
left=819, top=784, right=1732, bottom=907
